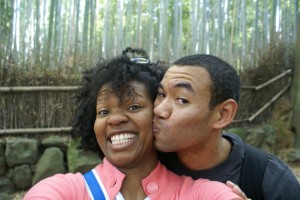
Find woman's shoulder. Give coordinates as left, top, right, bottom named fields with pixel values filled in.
left=23, top=172, right=87, bottom=200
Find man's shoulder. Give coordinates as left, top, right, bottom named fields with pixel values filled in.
left=265, top=152, right=297, bottom=177
left=243, top=141, right=300, bottom=194
left=237, top=137, right=293, bottom=173
left=223, top=132, right=287, bottom=169
left=238, top=137, right=292, bottom=176
left=263, top=153, right=300, bottom=199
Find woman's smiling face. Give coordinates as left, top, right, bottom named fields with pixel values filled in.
left=94, top=81, right=156, bottom=168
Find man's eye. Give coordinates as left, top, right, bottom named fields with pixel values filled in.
left=157, top=92, right=165, bottom=98
left=176, top=98, right=189, bottom=104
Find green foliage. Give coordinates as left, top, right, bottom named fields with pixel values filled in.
left=0, top=0, right=13, bottom=36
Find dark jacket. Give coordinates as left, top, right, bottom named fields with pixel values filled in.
left=159, top=133, right=300, bottom=200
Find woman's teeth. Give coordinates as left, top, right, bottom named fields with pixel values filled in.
left=111, top=133, right=136, bottom=145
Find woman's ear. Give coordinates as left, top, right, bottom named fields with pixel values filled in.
left=212, top=99, right=238, bottom=129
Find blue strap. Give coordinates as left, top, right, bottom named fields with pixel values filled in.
left=84, top=170, right=106, bottom=200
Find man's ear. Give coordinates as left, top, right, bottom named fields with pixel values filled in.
left=212, top=99, right=238, bottom=129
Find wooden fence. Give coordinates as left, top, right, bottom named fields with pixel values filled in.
left=0, top=69, right=292, bottom=136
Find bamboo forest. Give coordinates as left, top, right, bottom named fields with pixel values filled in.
left=0, top=0, right=298, bottom=73
left=0, top=1, right=300, bottom=198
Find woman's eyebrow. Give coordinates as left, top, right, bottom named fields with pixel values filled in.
left=96, top=93, right=109, bottom=104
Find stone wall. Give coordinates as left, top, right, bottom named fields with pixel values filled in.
left=1, top=125, right=299, bottom=199
left=0, top=136, right=102, bottom=197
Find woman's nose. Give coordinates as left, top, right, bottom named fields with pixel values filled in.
left=107, top=112, right=128, bottom=126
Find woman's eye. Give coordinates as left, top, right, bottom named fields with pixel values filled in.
left=129, top=105, right=141, bottom=111
left=98, top=110, right=109, bottom=115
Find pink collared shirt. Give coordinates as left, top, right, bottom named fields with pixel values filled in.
left=24, top=158, right=241, bottom=200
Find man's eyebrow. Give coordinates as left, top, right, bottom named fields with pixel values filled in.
left=174, top=82, right=195, bottom=94
left=159, top=82, right=195, bottom=94
left=158, top=83, right=164, bottom=89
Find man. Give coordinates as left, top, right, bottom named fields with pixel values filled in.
left=153, top=54, right=300, bottom=200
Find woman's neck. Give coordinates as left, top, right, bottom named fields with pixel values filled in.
left=119, top=155, right=158, bottom=200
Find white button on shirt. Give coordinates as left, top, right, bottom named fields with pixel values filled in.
left=146, top=182, right=159, bottom=193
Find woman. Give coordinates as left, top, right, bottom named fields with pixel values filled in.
left=24, top=47, right=241, bottom=200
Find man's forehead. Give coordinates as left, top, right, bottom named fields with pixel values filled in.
left=164, top=65, right=204, bottom=77
left=161, top=65, right=211, bottom=91
left=163, top=65, right=199, bottom=83
left=160, top=77, right=195, bottom=94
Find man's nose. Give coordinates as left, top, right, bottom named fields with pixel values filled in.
left=107, top=112, right=128, bottom=126
left=154, top=99, right=171, bottom=119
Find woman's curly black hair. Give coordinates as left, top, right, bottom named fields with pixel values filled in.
left=71, top=47, right=167, bottom=158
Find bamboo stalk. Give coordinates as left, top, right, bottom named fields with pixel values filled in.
left=0, top=86, right=80, bottom=92
left=0, top=127, right=72, bottom=135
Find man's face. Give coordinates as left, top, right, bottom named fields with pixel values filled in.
left=153, top=65, right=218, bottom=153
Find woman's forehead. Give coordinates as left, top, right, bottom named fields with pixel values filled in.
left=97, top=82, right=149, bottom=101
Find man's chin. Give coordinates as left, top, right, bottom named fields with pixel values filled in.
left=153, top=140, right=163, bottom=151
left=153, top=140, right=159, bottom=148
left=154, top=141, right=171, bottom=152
